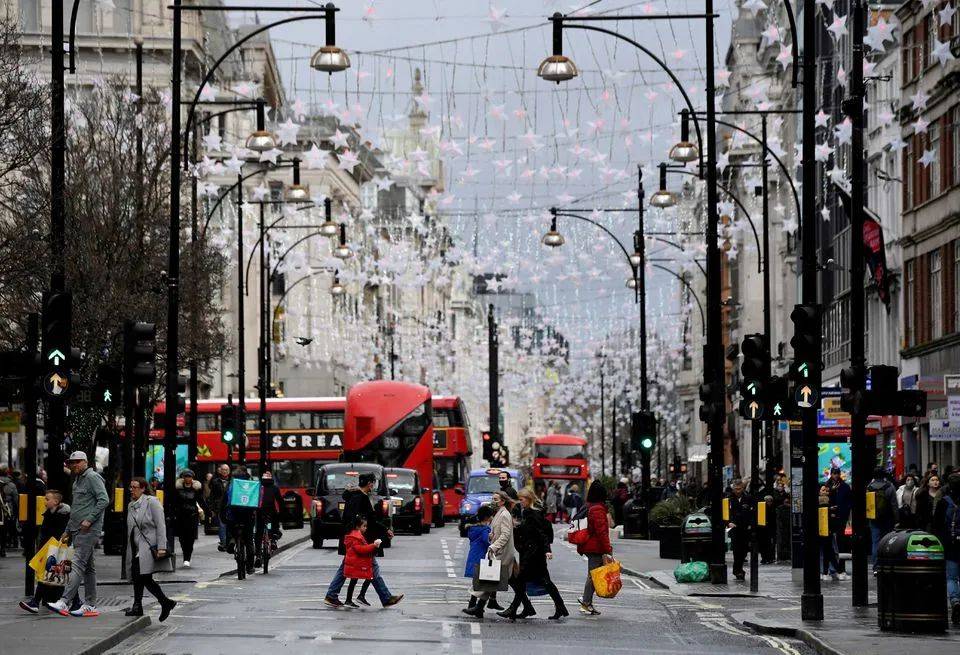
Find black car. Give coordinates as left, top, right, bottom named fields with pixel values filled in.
left=384, top=467, right=427, bottom=536
left=308, top=462, right=392, bottom=549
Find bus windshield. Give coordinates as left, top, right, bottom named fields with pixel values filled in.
left=385, top=471, right=417, bottom=494
left=535, top=444, right=586, bottom=460
left=467, top=475, right=510, bottom=494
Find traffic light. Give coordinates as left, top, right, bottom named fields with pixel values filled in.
left=220, top=403, right=240, bottom=445
left=698, top=382, right=722, bottom=423
left=790, top=303, right=822, bottom=410
left=631, top=411, right=657, bottom=453
left=738, top=334, right=768, bottom=421
left=124, top=321, right=157, bottom=387
left=766, top=375, right=796, bottom=420
left=481, top=430, right=492, bottom=461
left=95, top=363, right=122, bottom=408
left=842, top=364, right=927, bottom=417
left=40, top=291, right=72, bottom=399
left=839, top=364, right=866, bottom=415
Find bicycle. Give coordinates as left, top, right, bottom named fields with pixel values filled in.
left=260, top=522, right=279, bottom=574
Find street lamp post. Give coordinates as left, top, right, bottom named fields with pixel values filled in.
left=599, top=354, right=606, bottom=478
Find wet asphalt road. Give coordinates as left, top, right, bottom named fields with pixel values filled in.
left=107, top=524, right=814, bottom=655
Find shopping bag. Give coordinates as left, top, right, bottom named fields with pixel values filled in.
left=32, top=539, right=74, bottom=587
left=472, top=554, right=510, bottom=592
left=567, top=516, right=589, bottom=545
left=477, top=554, right=502, bottom=582
left=673, top=561, right=710, bottom=583
left=29, top=537, right=58, bottom=576
left=589, top=559, right=623, bottom=599
left=229, top=478, right=262, bottom=508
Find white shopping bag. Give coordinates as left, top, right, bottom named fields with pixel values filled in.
left=477, top=554, right=502, bottom=582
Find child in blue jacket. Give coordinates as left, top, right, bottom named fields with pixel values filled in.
left=464, top=505, right=502, bottom=610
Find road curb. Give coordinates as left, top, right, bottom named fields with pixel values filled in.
left=76, top=615, right=151, bottom=655
left=741, top=620, right=847, bottom=655
left=619, top=565, right=671, bottom=590
left=217, top=533, right=310, bottom=579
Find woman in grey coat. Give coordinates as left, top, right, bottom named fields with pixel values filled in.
left=463, top=490, right=517, bottom=619
left=124, top=478, right=176, bottom=621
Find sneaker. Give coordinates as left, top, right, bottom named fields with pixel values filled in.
left=19, top=600, right=39, bottom=614
left=217, top=544, right=226, bottom=552
left=324, top=596, right=343, bottom=609
left=836, top=572, right=849, bottom=580
left=183, top=560, right=191, bottom=568
left=355, top=595, right=370, bottom=607
left=821, top=574, right=831, bottom=581
left=382, top=594, right=404, bottom=607
left=69, top=604, right=100, bottom=617
left=344, top=600, right=359, bottom=608
left=45, top=599, right=71, bottom=616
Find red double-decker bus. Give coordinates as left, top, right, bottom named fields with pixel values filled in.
left=152, top=397, right=345, bottom=512
left=532, top=434, right=589, bottom=494
left=342, top=381, right=435, bottom=530
left=432, top=396, right=473, bottom=520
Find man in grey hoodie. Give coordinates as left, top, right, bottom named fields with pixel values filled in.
left=45, top=452, right=108, bottom=618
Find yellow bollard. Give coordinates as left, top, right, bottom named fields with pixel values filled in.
left=757, top=501, right=767, bottom=527
left=114, top=488, right=124, bottom=513
left=722, top=497, right=730, bottom=521
left=818, top=506, right=829, bottom=537
left=36, top=496, right=45, bottom=525
left=155, top=489, right=164, bottom=505
left=18, top=494, right=27, bottom=521
left=865, top=491, right=876, bottom=519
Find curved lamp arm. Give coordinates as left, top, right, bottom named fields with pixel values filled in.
left=553, top=210, right=633, bottom=270
left=647, top=236, right=708, bottom=278
left=713, top=118, right=801, bottom=220
left=560, top=23, right=704, bottom=176
left=269, top=231, right=326, bottom=282
left=201, top=162, right=296, bottom=238
left=272, top=268, right=333, bottom=320
left=651, top=264, right=705, bottom=335
left=244, top=203, right=317, bottom=296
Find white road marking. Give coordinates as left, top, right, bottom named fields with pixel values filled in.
left=470, top=621, right=482, bottom=654
left=441, top=538, right=458, bottom=578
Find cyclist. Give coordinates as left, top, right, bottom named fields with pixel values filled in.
left=221, top=466, right=256, bottom=576
left=255, top=471, right=283, bottom=569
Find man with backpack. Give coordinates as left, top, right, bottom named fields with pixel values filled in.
left=221, top=466, right=257, bottom=575
left=867, top=468, right=897, bottom=573
left=933, top=472, right=960, bottom=625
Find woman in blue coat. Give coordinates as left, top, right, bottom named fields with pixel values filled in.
left=463, top=505, right=503, bottom=611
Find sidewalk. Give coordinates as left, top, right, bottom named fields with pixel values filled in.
left=612, top=534, right=960, bottom=655
left=0, top=525, right=308, bottom=655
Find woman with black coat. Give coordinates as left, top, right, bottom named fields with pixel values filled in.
left=172, top=469, right=207, bottom=568
left=499, top=487, right=568, bottom=621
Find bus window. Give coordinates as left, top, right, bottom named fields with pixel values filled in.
left=436, top=458, right=460, bottom=488
left=315, top=412, right=344, bottom=429
left=196, top=414, right=218, bottom=431
left=272, top=460, right=312, bottom=489
left=434, top=407, right=464, bottom=428
left=535, top=444, right=586, bottom=460
left=271, top=411, right=312, bottom=429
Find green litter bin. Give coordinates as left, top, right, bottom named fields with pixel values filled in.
left=877, top=529, right=947, bottom=633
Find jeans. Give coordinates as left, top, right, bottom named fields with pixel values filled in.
left=327, top=559, right=392, bottom=604
left=62, top=530, right=98, bottom=606
left=582, top=554, right=605, bottom=605
left=218, top=520, right=227, bottom=546
left=947, top=559, right=960, bottom=606
left=870, top=525, right=889, bottom=567
left=820, top=535, right=840, bottom=575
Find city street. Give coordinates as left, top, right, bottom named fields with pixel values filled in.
left=107, top=527, right=810, bottom=655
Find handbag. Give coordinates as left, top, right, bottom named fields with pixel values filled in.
left=567, top=516, right=589, bottom=545
left=471, top=551, right=511, bottom=592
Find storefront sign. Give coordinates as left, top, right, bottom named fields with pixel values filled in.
left=929, top=419, right=960, bottom=442
left=944, top=375, right=960, bottom=421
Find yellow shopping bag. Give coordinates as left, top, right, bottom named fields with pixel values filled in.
left=589, top=558, right=623, bottom=599
left=28, top=538, right=59, bottom=576
left=29, top=538, right=73, bottom=586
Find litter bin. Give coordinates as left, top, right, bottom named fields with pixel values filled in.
left=280, top=491, right=304, bottom=530
left=681, top=512, right=711, bottom=563
left=876, top=529, right=946, bottom=633
left=622, top=498, right=648, bottom=539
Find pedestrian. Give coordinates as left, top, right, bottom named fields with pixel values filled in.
left=819, top=485, right=841, bottom=581
left=917, top=474, right=944, bottom=533
left=464, top=505, right=504, bottom=611
left=208, top=464, right=231, bottom=551
left=612, top=480, right=629, bottom=527
left=866, top=467, right=897, bottom=571
left=255, top=470, right=283, bottom=569
left=662, top=479, right=679, bottom=499
left=123, top=478, right=177, bottom=622
left=501, top=487, right=568, bottom=620
left=45, top=451, right=109, bottom=617
left=221, top=466, right=256, bottom=575
left=563, top=483, right=583, bottom=520
left=462, top=490, right=517, bottom=619
left=172, top=469, right=206, bottom=568
left=726, top=478, right=753, bottom=581
left=545, top=482, right=559, bottom=524
left=932, top=472, right=960, bottom=626
left=896, top=473, right=920, bottom=529
left=572, top=481, right=612, bottom=616
left=323, top=473, right=402, bottom=608
left=19, top=490, right=71, bottom=613
left=0, top=467, right=19, bottom=554
left=342, top=515, right=381, bottom=608
left=826, top=467, right=850, bottom=576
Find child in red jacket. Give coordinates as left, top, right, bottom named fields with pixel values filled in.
left=343, top=515, right=381, bottom=608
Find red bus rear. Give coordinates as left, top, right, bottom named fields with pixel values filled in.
left=432, top=396, right=472, bottom=519
left=532, top=434, right=589, bottom=494
left=152, top=397, right=345, bottom=513
left=342, top=381, right=434, bottom=529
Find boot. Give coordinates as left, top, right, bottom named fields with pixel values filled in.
left=467, top=596, right=477, bottom=609
left=158, top=598, right=177, bottom=623
left=548, top=586, right=568, bottom=620
left=496, top=601, right=519, bottom=620
left=124, top=604, right=143, bottom=617
left=462, top=598, right=486, bottom=619
left=486, top=593, right=504, bottom=611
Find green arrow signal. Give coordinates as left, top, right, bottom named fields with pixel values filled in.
left=798, top=362, right=809, bottom=378
left=47, top=349, right=65, bottom=366
left=747, top=381, right=758, bottom=396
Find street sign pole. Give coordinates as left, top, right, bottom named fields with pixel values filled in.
left=23, top=314, right=39, bottom=597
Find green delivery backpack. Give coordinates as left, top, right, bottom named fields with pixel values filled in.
left=228, top=478, right=261, bottom=508
left=674, top=561, right=709, bottom=583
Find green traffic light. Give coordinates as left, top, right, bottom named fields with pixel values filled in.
left=640, top=437, right=654, bottom=450
left=223, top=430, right=234, bottom=443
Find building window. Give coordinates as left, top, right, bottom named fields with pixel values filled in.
left=924, top=13, right=936, bottom=69
left=902, top=28, right=914, bottom=82
left=906, top=259, right=915, bottom=347
left=904, top=139, right=914, bottom=209
left=954, top=241, right=960, bottom=332
left=952, top=106, right=960, bottom=188
left=929, top=121, right=942, bottom=197
left=931, top=249, right=943, bottom=340
left=19, top=0, right=38, bottom=30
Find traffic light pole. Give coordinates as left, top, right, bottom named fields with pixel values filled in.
left=800, top=0, right=824, bottom=621
left=847, top=0, right=870, bottom=609
left=600, top=361, right=605, bottom=477
left=259, top=204, right=268, bottom=472
left=23, top=314, right=39, bottom=597
left=236, top=178, right=247, bottom=466
left=488, top=304, right=499, bottom=457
